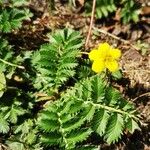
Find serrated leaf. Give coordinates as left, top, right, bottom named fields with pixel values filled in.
left=63, top=116, right=86, bottom=132
left=91, top=76, right=105, bottom=103
left=105, top=87, right=121, bottom=106
left=25, top=129, right=37, bottom=144
left=84, top=104, right=96, bottom=121
left=12, top=0, right=29, bottom=7
left=132, top=12, right=139, bottom=22
left=0, top=72, right=6, bottom=97
left=93, top=109, right=109, bottom=136
left=105, top=113, right=124, bottom=144
left=0, top=114, right=9, bottom=133
left=112, top=70, right=122, bottom=80
left=41, top=110, right=58, bottom=120
left=4, top=105, right=25, bottom=124
left=96, top=9, right=102, bottom=18
left=126, top=118, right=140, bottom=133
left=41, top=132, right=62, bottom=145
left=39, top=119, right=59, bottom=132
left=66, top=128, right=92, bottom=145
left=33, top=29, right=82, bottom=92
left=101, top=7, right=108, bottom=17
left=122, top=102, right=134, bottom=111
left=7, top=142, right=25, bottom=150
left=0, top=8, right=32, bottom=33
left=14, top=119, right=33, bottom=134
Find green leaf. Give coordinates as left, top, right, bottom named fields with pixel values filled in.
left=66, top=128, right=92, bottom=145
left=63, top=117, right=86, bottom=133
left=84, top=104, right=96, bottom=121
left=41, top=132, right=62, bottom=146
left=25, top=129, right=37, bottom=144
left=14, top=119, right=34, bottom=134
left=38, top=119, right=59, bottom=132
left=0, top=114, right=9, bottom=133
left=122, top=101, right=134, bottom=111
left=0, top=72, right=6, bottom=97
left=38, top=74, right=140, bottom=148
left=76, top=79, right=92, bottom=100
left=126, top=118, right=140, bottom=133
left=91, top=75, right=105, bottom=103
left=105, top=113, right=124, bottom=144
left=33, top=29, right=82, bottom=92
left=132, top=12, right=139, bottom=22
left=6, top=142, right=25, bottom=150
left=4, top=105, right=25, bottom=124
left=85, top=0, right=116, bottom=19
left=96, top=9, right=102, bottom=18
left=105, top=87, right=121, bottom=106
left=41, top=110, right=58, bottom=120
left=112, top=70, right=122, bottom=80
left=121, top=0, right=139, bottom=23
left=11, top=0, right=29, bottom=7
left=0, top=7, right=32, bottom=32
left=93, top=109, right=109, bottom=136
left=101, top=7, right=108, bottom=17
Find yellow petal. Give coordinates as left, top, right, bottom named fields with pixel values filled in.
left=98, top=43, right=111, bottom=58
left=98, top=43, right=110, bottom=51
left=89, top=49, right=100, bottom=60
left=92, top=60, right=105, bottom=73
left=110, top=48, right=121, bottom=59
left=105, top=60, right=119, bottom=72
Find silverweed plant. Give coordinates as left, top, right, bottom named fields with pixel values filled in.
left=37, top=30, right=140, bottom=149
left=85, top=0, right=140, bottom=24
left=0, top=27, right=140, bottom=149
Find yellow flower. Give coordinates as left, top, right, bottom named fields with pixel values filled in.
left=89, top=43, right=121, bottom=73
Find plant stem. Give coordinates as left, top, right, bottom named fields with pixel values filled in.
left=80, top=52, right=89, bottom=55
left=0, top=58, right=25, bottom=69
left=57, top=112, right=68, bottom=148
left=84, top=101, right=139, bottom=120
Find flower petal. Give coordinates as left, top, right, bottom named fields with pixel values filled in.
left=89, top=49, right=100, bottom=60
left=92, top=60, right=105, bottom=73
left=106, top=60, right=119, bottom=72
left=110, top=48, right=121, bottom=59
left=98, top=43, right=111, bottom=57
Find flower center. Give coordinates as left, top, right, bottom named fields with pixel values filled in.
left=104, top=55, right=113, bottom=62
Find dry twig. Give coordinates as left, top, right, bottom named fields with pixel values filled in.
left=85, top=0, right=96, bottom=50
left=93, top=27, right=140, bottom=51
left=132, top=92, right=150, bottom=102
